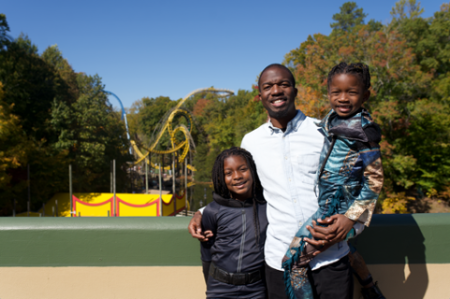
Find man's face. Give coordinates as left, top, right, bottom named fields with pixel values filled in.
left=258, top=67, right=297, bottom=121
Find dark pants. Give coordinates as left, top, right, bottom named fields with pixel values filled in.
left=265, top=256, right=353, bottom=299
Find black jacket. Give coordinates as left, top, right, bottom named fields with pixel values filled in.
left=201, top=192, right=268, bottom=298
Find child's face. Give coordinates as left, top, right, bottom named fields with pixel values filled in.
left=328, top=74, right=370, bottom=118
left=223, top=155, right=253, bottom=201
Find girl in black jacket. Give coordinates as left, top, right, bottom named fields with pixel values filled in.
left=201, top=147, right=268, bottom=298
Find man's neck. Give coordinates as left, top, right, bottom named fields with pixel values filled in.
left=270, top=110, right=297, bottom=130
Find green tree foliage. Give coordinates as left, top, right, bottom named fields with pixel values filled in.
left=330, top=2, right=367, bottom=31
left=284, top=0, right=450, bottom=212
left=0, top=14, right=131, bottom=214
left=0, top=14, right=11, bottom=49
left=0, top=83, right=27, bottom=205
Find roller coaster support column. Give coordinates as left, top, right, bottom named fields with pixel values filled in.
left=158, top=164, right=162, bottom=217
left=27, top=164, right=30, bottom=217
left=172, top=155, right=175, bottom=196
left=69, top=164, right=73, bottom=217
left=185, top=158, right=188, bottom=216
left=113, top=159, right=116, bottom=217
left=145, top=158, right=148, bottom=194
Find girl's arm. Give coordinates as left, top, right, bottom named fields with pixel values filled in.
left=344, top=135, right=384, bottom=227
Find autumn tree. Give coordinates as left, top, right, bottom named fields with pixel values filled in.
left=284, top=0, right=450, bottom=212
left=0, top=14, right=132, bottom=213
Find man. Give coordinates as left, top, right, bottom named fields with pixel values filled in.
left=189, top=64, right=362, bottom=298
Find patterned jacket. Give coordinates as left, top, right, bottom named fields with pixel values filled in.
left=315, top=108, right=384, bottom=226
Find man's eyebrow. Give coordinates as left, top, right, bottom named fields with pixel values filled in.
left=262, top=79, right=291, bottom=85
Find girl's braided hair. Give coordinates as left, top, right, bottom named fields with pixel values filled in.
left=327, top=62, right=371, bottom=91
left=212, top=147, right=265, bottom=247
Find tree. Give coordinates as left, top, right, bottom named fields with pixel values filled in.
left=0, top=23, right=133, bottom=212
left=0, top=82, right=27, bottom=212
left=391, top=0, right=424, bottom=20
left=283, top=0, right=450, bottom=212
left=330, top=2, right=367, bottom=31
left=0, top=14, right=11, bottom=50
left=0, top=35, right=59, bottom=142
left=66, top=73, right=131, bottom=192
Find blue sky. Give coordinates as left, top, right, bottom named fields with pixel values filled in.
left=2, top=0, right=445, bottom=109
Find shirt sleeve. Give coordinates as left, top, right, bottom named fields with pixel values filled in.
left=344, top=140, right=384, bottom=227
left=200, top=204, right=218, bottom=262
left=240, top=135, right=248, bottom=149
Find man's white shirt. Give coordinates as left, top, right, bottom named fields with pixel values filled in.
left=240, top=110, right=362, bottom=271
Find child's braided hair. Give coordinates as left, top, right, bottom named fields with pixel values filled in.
left=212, top=147, right=265, bottom=247
left=327, top=62, right=371, bottom=91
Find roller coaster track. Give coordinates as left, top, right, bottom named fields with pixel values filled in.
left=131, top=88, right=234, bottom=170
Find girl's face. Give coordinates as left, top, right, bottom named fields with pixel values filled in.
left=328, top=73, right=370, bottom=118
left=223, top=155, right=253, bottom=201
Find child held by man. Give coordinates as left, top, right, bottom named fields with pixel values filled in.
left=201, top=147, right=268, bottom=298
left=282, top=62, right=384, bottom=299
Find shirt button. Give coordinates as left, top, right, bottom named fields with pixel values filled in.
left=299, top=221, right=303, bottom=227
left=285, top=156, right=288, bottom=160
left=293, top=200, right=297, bottom=203
left=289, top=178, right=291, bottom=182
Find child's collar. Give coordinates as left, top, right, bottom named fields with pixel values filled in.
left=316, top=109, right=374, bottom=142
left=212, top=192, right=258, bottom=208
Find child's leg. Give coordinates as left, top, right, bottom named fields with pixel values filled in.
left=348, top=245, right=373, bottom=287
left=348, top=244, right=386, bottom=299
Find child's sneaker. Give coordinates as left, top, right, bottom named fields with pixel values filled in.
left=361, top=282, right=386, bottom=299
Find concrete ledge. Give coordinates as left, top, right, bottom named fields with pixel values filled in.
left=0, top=214, right=449, bottom=298
left=1, top=213, right=448, bottom=267
left=350, top=213, right=450, bottom=264
left=0, top=217, right=199, bottom=266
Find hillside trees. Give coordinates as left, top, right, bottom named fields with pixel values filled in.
left=0, top=15, right=131, bottom=214
left=284, top=1, right=450, bottom=212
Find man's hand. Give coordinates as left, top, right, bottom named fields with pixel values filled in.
left=187, top=211, right=213, bottom=241
left=304, top=214, right=355, bottom=254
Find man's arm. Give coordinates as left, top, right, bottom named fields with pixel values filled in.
left=187, top=209, right=213, bottom=241
left=304, top=215, right=355, bottom=251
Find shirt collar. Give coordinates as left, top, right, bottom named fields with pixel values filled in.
left=267, top=110, right=306, bottom=134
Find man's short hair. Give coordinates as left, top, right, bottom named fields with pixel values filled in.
left=258, top=64, right=296, bottom=90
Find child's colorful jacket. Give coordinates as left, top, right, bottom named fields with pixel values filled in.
left=282, top=109, right=384, bottom=299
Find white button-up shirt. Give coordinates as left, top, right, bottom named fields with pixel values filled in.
left=241, top=110, right=356, bottom=271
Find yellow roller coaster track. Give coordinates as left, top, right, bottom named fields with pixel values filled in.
left=131, top=88, right=234, bottom=171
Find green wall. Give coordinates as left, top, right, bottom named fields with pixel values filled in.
left=0, top=217, right=199, bottom=267
left=350, top=213, right=449, bottom=264
left=0, top=213, right=448, bottom=267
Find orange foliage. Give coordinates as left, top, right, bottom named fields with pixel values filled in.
left=295, top=85, right=329, bottom=119
left=193, top=98, right=212, bottom=116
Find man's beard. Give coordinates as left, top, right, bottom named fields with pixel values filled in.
left=267, top=104, right=295, bottom=120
